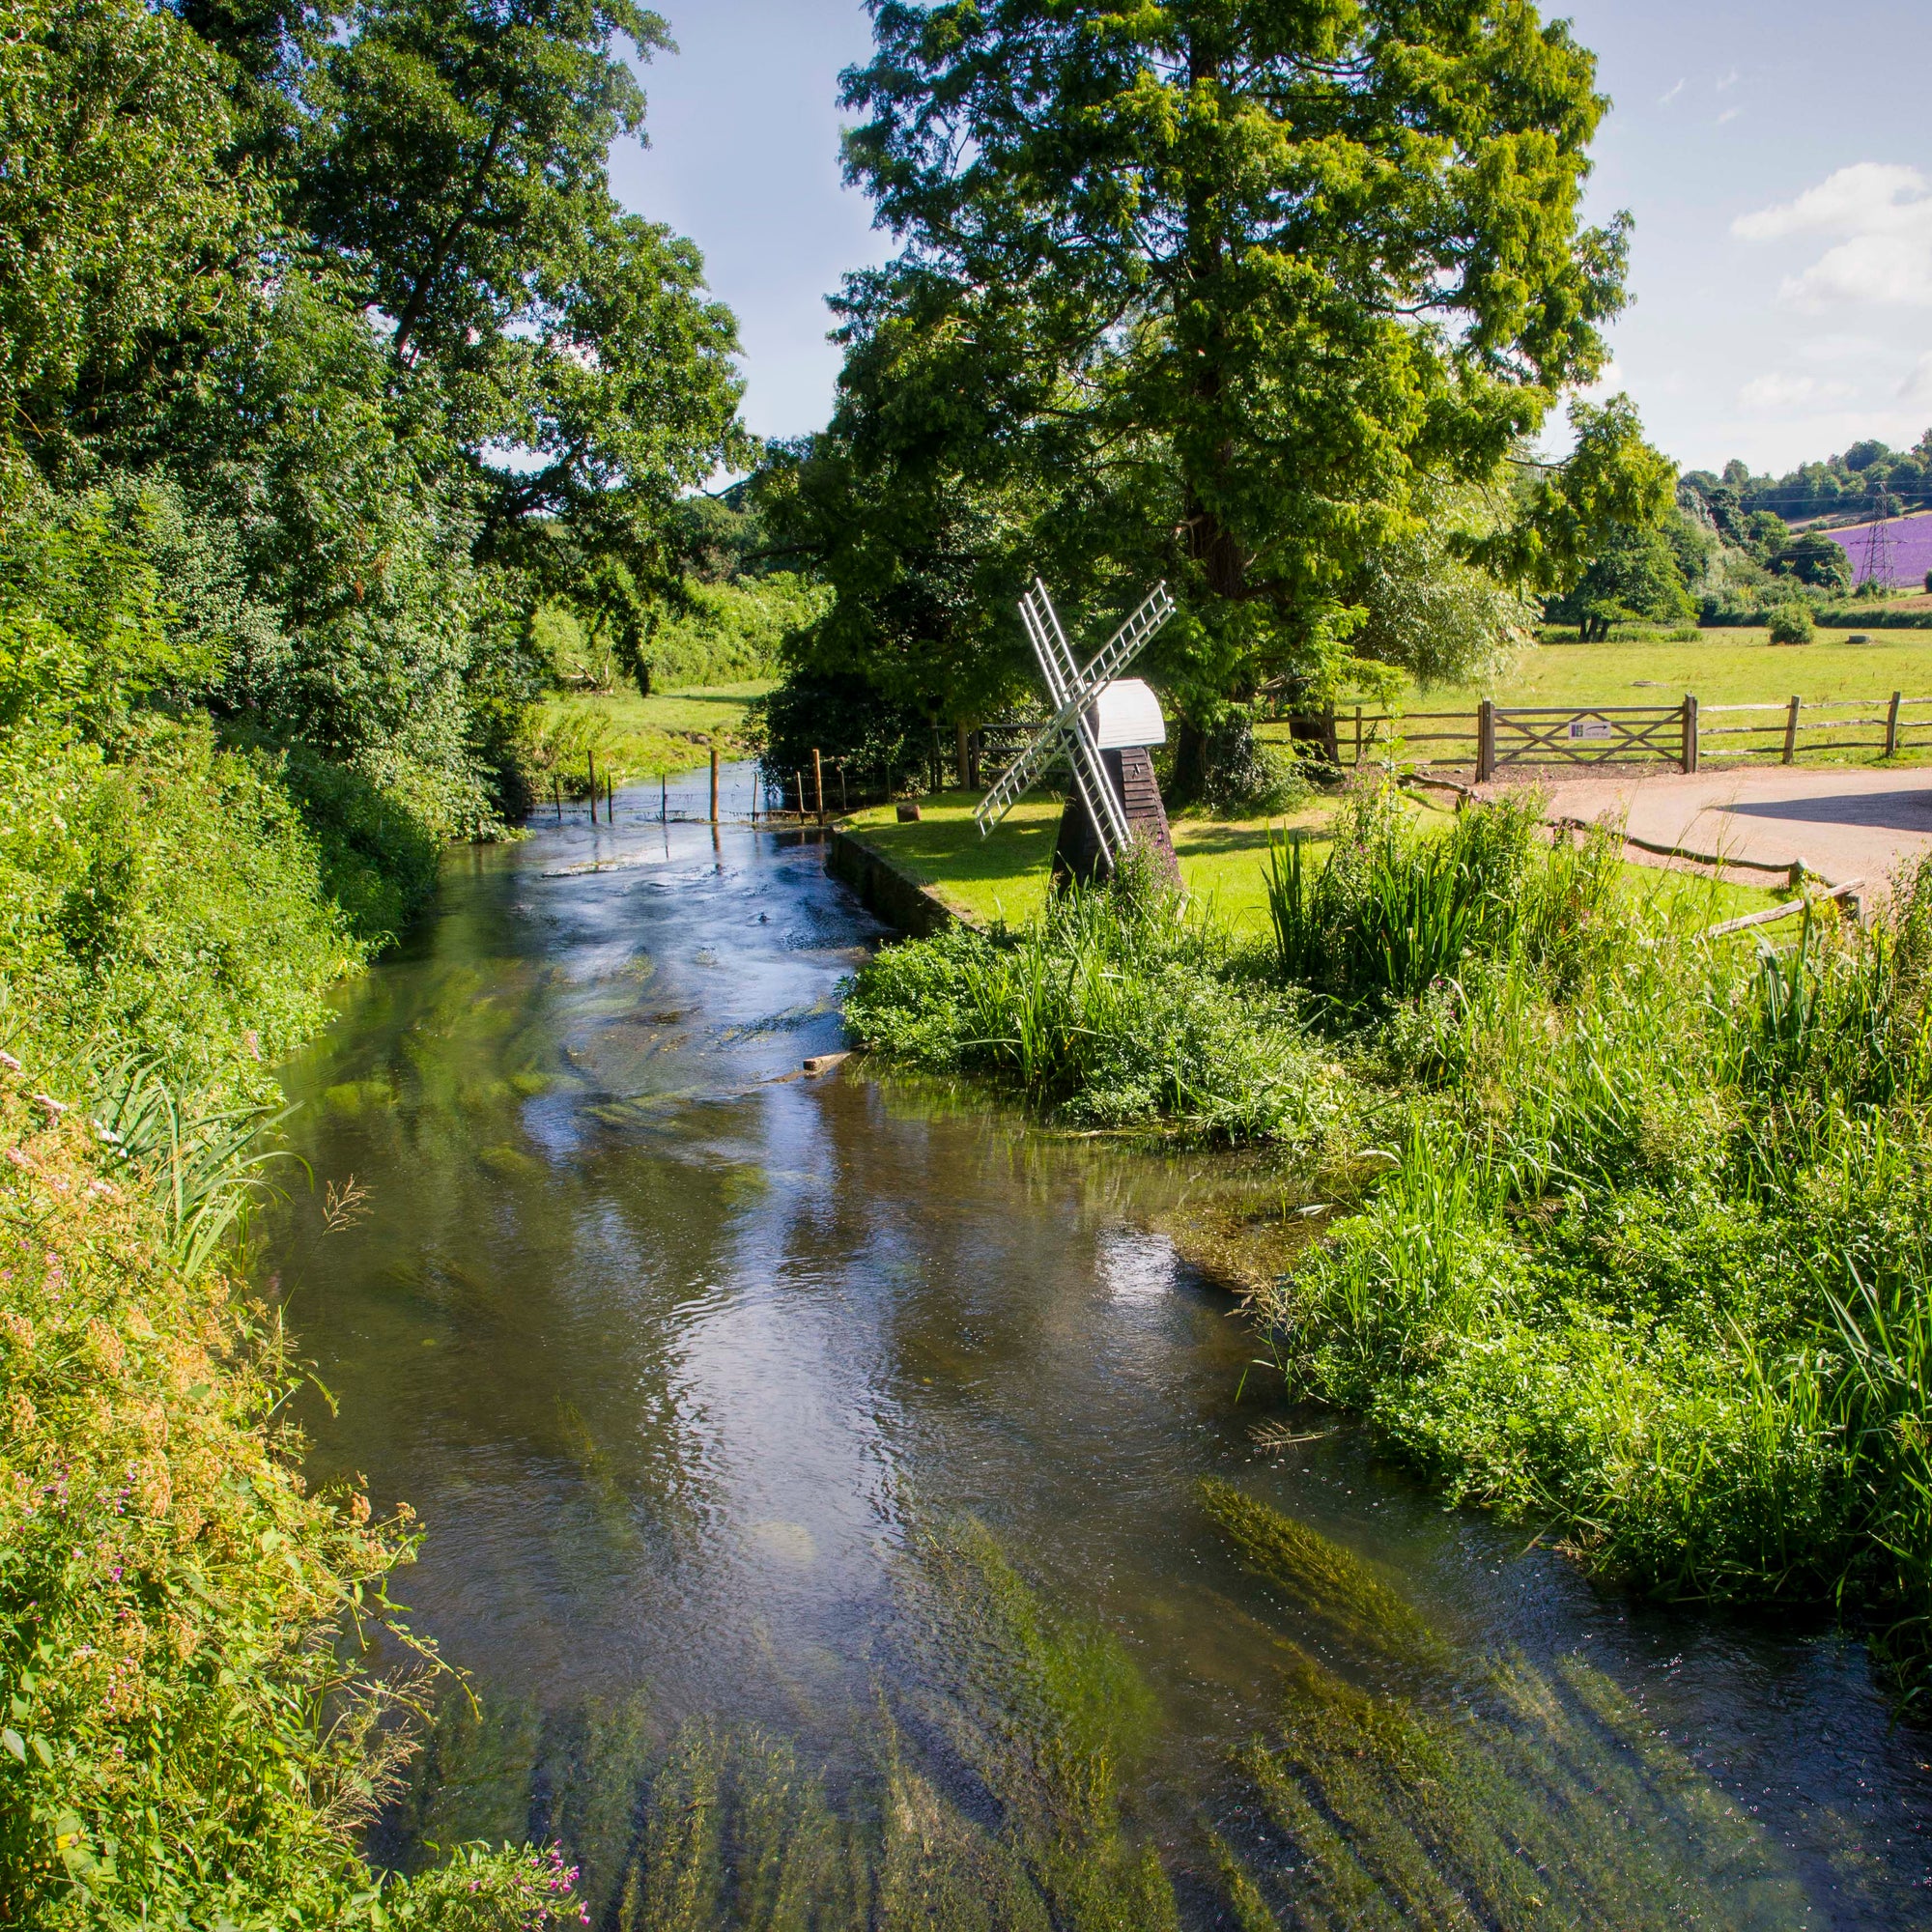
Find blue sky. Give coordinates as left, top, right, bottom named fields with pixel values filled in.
left=611, top=1, right=1932, bottom=477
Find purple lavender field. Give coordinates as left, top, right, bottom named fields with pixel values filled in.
left=1826, top=510, right=1932, bottom=588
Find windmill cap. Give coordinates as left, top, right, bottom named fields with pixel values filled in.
left=1089, top=678, right=1165, bottom=750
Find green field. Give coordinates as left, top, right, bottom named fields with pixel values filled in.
left=1420, top=628, right=1932, bottom=710
left=536, top=681, right=774, bottom=787
left=842, top=787, right=1777, bottom=934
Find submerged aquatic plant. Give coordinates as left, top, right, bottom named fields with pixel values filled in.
left=1201, top=1489, right=1807, bottom=1932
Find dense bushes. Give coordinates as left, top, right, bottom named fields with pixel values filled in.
left=846, top=856, right=1341, bottom=1147
left=0, top=718, right=363, bottom=1100
left=0, top=1077, right=588, bottom=1927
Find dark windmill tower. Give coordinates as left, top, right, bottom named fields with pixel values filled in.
left=975, top=579, right=1181, bottom=888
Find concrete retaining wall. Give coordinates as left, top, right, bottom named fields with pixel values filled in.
left=825, top=827, right=971, bottom=937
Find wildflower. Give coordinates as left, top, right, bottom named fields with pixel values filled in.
left=0, top=1050, right=16, bottom=1073
left=32, top=1093, right=66, bottom=1118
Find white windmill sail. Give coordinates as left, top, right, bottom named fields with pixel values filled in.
left=975, top=580, right=1175, bottom=863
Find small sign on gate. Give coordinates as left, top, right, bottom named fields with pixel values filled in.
left=1568, top=716, right=1613, bottom=741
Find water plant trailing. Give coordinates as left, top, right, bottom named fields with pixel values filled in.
left=844, top=781, right=1932, bottom=1700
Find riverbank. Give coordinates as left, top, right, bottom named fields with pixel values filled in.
left=838, top=784, right=1786, bottom=930
left=0, top=712, right=586, bottom=1923
left=840, top=781, right=1932, bottom=1704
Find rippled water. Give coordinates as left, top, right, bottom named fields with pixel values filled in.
left=264, top=768, right=1932, bottom=1927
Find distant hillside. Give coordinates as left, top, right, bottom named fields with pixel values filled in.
left=1823, top=509, right=1932, bottom=590
left=1685, top=433, right=1932, bottom=528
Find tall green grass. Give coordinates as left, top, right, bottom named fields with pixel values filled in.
left=846, top=850, right=1342, bottom=1146
left=853, top=781, right=1932, bottom=1695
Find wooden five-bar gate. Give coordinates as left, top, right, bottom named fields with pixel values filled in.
left=1277, top=693, right=1932, bottom=780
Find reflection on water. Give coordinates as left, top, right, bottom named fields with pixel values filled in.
left=265, top=769, right=1932, bottom=1927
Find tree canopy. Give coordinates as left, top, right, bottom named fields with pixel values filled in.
left=766, top=0, right=1670, bottom=765
left=2, top=0, right=750, bottom=828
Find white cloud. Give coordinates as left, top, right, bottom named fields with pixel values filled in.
left=1733, top=163, right=1932, bottom=309
left=1902, top=352, right=1932, bottom=406
left=1717, top=107, right=1743, bottom=127
left=1737, top=372, right=1855, bottom=413
left=1659, top=77, right=1685, bottom=106
left=1716, top=68, right=1741, bottom=92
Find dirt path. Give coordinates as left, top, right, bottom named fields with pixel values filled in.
left=1520, top=766, right=1932, bottom=887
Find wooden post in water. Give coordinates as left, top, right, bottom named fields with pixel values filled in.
left=1783, top=695, right=1801, bottom=765
left=812, top=748, right=825, bottom=825
left=1887, top=691, right=1903, bottom=758
left=586, top=749, right=596, bottom=817
left=661, top=771, right=668, bottom=821
left=1476, top=699, right=1496, bottom=782
left=607, top=771, right=614, bottom=822
left=554, top=776, right=562, bottom=824
left=1681, top=694, right=1698, bottom=774
left=710, top=741, right=720, bottom=822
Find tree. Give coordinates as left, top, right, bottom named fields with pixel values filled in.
left=1778, top=530, right=1851, bottom=592
left=298, top=0, right=752, bottom=623
left=1547, top=520, right=1692, bottom=640
left=831, top=0, right=1656, bottom=753
left=0, top=0, right=257, bottom=476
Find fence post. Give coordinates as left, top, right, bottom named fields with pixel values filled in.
left=1682, top=695, right=1698, bottom=774
left=586, top=749, right=596, bottom=815
left=794, top=770, right=805, bottom=822
left=1353, top=706, right=1363, bottom=766
left=1476, top=699, right=1495, bottom=782
left=1887, top=691, right=1902, bottom=758
left=954, top=721, right=969, bottom=790
left=812, top=748, right=825, bottom=825
left=710, top=741, right=720, bottom=822
left=1782, top=695, right=1800, bottom=765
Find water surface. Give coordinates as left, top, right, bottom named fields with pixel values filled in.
left=268, top=770, right=1932, bottom=1927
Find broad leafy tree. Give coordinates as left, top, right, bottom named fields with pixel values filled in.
left=812, top=0, right=1667, bottom=767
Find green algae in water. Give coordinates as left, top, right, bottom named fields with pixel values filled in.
left=392, top=1508, right=1808, bottom=1931
left=1202, top=1487, right=1810, bottom=1932
left=1200, top=1476, right=1455, bottom=1675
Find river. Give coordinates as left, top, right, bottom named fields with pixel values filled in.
left=264, top=766, right=1932, bottom=1928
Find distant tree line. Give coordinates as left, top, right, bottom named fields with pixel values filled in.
left=1684, top=433, right=1932, bottom=528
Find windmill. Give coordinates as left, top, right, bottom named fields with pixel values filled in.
left=975, top=579, right=1180, bottom=885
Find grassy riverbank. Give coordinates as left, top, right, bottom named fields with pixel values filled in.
left=0, top=724, right=582, bottom=1919
left=844, top=788, right=1932, bottom=1699
left=842, top=787, right=1780, bottom=933
left=530, top=682, right=772, bottom=797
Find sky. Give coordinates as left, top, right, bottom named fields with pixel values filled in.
left=611, top=0, right=1932, bottom=480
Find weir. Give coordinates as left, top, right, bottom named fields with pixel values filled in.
left=264, top=763, right=1932, bottom=1926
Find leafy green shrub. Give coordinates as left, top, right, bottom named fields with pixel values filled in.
left=0, top=716, right=364, bottom=1099
left=0, top=1081, right=583, bottom=1927
left=846, top=857, right=1340, bottom=1145
left=1768, top=603, right=1814, bottom=645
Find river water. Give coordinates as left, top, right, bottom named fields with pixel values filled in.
left=266, top=769, right=1932, bottom=1928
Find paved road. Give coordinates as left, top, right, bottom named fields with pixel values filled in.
left=1513, top=766, right=1932, bottom=888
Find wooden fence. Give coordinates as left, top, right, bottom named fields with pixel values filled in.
left=1266, top=692, right=1932, bottom=779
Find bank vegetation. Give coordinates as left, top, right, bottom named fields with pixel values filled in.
left=846, top=788, right=1932, bottom=1703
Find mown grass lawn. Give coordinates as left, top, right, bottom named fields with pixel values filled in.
left=842, top=786, right=1779, bottom=933
left=1423, top=628, right=1932, bottom=710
